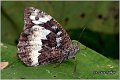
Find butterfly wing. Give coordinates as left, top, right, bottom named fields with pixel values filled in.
left=17, top=7, right=78, bottom=66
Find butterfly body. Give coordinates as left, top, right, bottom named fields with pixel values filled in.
left=17, top=7, right=79, bottom=66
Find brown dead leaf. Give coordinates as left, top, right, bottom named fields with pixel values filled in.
left=0, top=62, right=9, bottom=70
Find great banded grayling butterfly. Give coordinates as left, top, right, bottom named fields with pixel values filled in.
left=17, top=7, right=80, bottom=66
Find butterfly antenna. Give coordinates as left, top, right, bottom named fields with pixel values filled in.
left=78, top=25, right=87, bottom=40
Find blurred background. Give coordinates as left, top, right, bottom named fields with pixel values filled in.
left=1, top=1, right=119, bottom=61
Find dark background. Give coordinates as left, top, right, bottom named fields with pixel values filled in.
left=1, top=1, right=119, bottom=60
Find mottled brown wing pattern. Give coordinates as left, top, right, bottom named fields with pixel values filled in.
left=17, top=7, right=79, bottom=66
left=38, top=19, right=72, bottom=65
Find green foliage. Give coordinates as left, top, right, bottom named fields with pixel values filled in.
left=1, top=41, right=119, bottom=79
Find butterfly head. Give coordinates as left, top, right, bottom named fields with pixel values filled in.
left=67, top=40, right=80, bottom=59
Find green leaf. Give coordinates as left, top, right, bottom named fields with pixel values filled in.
left=1, top=41, right=119, bottom=79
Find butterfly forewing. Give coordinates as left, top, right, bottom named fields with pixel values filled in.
left=17, top=7, right=79, bottom=66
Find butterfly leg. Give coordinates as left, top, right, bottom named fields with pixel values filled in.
left=54, top=55, right=66, bottom=68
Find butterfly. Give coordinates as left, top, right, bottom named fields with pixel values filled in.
left=17, top=7, right=80, bottom=66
